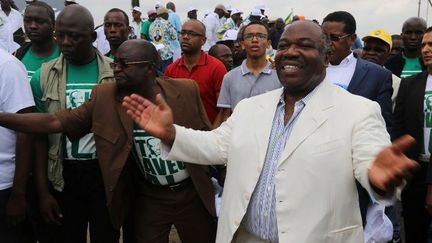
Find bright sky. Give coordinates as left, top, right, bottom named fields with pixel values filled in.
left=43, top=0, right=432, bottom=37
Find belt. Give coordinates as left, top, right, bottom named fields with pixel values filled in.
left=145, top=177, right=192, bottom=192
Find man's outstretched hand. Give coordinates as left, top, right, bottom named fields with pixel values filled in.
left=122, top=94, right=176, bottom=146
left=368, top=135, right=418, bottom=194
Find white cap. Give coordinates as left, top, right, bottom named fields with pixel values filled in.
left=132, top=6, right=142, bottom=13
left=221, top=29, right=238, bottom=41
left=254, top=4, right=268, bottom=11
left=250, top=8, right=264, bottom=17
left=224, top=4, right=232, bottom=11
left=155, top=1, right=162, bottom=9
left=187, top=6, right=198, bottom=12
left=230, top=9, right=243, bottom=16
left=65, top=0, right=76, bottom=2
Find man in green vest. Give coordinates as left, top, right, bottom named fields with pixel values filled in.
left=29, top=4, right=118, bottom=243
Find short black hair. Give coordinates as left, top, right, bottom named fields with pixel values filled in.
left=426, top=26, right=432, bottom=34
left=322, top=11, right=356, bottom=34
left=106, top=8, right=129, bottom=26
left=26, top=1, right=55, bottom=24
left=240, top=21, right=270, bottom=40
left=391, top=34, right=402, bottom=40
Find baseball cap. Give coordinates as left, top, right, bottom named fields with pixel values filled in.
left=65, top=0, right=76, bottom=2
left=254, top=4, right=268, bottom=11
left=230, top=9, right=243, bottom=16
left=362, top=29, right=392, bottom=49
left=132, top=6, right=142, bottom=13
left=147, top=9, right=157, bottom=16
left=156, top=6, right=169, bottom=15
left=250, top=8, right=264, bottom=17
left=221, top=29, right=238, bottom=41
left=187, top=6, right=198, bottom=12
left=155, top=1, right=162, bottom=9
left=215, top=4, right=228, bottom=14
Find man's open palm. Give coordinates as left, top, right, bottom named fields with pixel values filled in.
left=122, top=94, right=176, bottom=145
left=368, top=135, right=418, bottom=192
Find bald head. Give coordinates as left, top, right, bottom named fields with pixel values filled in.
left=402, top=17, right=427, bottom=32
left=119, top=39, right=160, bottom=67
left=182, top=19, right=206, bottom=35
left=57, top=4, right=94, bottom=31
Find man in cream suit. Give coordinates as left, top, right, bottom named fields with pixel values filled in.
left=122, top=21, right=417, bottom=243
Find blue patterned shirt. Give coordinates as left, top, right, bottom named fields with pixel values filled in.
left=241, top=90, right=315, bottom=242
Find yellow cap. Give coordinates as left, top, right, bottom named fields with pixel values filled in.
left=362, top=29, right=392, bottom=49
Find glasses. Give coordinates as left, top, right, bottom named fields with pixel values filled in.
left=110, top=59, right=153, bottom=69
left=180, top=30, right=204, bottom=37
left=328, top=33, right=352, bottom=42
left=243, top=33, right=268, bottom=41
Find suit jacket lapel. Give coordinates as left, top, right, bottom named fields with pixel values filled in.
left=116, top=101, right=133, bottom=141
left=347, top=57, right=367, bottom=93
left=277, top=81, right=332, bottom=165
left=414, top=72, right=428, bottom=127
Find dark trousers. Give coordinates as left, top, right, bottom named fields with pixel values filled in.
left=62, top=159, right=120, bottom=243
left=401, top=161, right=431, bottom=243
left=0, top=187, right=31, bottom=243
left=132, top=178, right=217, bottom=243
left=27, top=180, right=63, bottom=243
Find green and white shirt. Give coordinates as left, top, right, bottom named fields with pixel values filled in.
left=422, top=74, right=432, bottom=162
left=132, top=125, right=189, bottom=185
left=21, top=46, right=60, bottom=81
left=401, top=55, right=423, bottom=78
left=30, top=59, right=99, bottom=160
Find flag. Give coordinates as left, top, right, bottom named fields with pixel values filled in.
left=284, top=9, right=293, bottom=24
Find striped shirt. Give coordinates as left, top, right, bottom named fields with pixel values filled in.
left=241, top=90, right=315, bottom=242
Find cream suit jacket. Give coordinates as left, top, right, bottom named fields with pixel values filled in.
left=166, top=79, right=391, bottom=243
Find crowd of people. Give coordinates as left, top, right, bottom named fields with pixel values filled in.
left=0, top=0, right=430, bottom=243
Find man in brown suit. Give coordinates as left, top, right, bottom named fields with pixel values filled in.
left=0, top=39, right=217, bottom=243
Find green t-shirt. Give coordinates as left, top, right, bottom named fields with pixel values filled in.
left=21, top=46, right=60, bottom=81
left=140, top=20, right=152, bottom=40
left=131, top=125, right=189, bottom=185
left=30, top=59, right=99, bottom=160
left=401, top=55, right=423, bottom=78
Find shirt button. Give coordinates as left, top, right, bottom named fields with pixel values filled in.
left=234, top=220, right=240, bottom=226
left=257, top=166, right=262, bottom=172
left=244, top=193, right=250, bottom=201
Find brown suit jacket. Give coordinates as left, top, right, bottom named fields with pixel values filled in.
left=56, top=76, right=216, bottom=228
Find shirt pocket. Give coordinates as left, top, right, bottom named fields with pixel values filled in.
left=91, top=122, right=120, bottom=144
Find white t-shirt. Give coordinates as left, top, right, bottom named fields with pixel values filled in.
left=421, top=74, right=432, bottom=162
left=0, top=49, right=35, bottom=190
left=0, top=9, right=22, bottom=53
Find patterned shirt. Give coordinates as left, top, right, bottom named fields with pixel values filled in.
left=149, top=18, right=177, bottom=61
left=241, top=90, right=315, bottom=242
left=217, top=18, right=238, bottom=40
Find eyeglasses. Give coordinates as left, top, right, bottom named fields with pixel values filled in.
left=180, top=30, right=204, bottom=37
left=328, top=33, right=352, bottom=42
left=110, top=59, right=154, bottom=69
left=243, top=33, right=268, bottom=41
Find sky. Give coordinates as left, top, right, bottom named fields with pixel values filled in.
left=16, top=0, right=432, bottom=38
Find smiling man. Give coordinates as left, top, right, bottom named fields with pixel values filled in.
left=0, top=39, right=217, bottom=243
left=121, top=20, right=417, bottom=243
